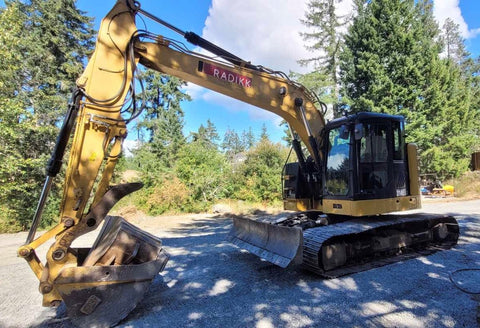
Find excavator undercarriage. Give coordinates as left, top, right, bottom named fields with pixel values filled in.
left=18, top=1, right=461, bottom=327
left=230, top=212, right=459, bottom=278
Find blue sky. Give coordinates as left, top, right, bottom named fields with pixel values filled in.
left=29, top=1, right=480, bottom=146
left=75, top=0, right=480, bottom=148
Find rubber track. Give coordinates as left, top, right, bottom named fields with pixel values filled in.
left=302, top=214, right=458, bottom=278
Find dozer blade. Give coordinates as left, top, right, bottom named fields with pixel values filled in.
left=228, top=216, right=303, bottom=268
left=54, top=216, right=169, bottom=328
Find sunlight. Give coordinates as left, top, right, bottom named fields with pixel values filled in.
left=255, top=317, right=274, bottom=328
left=167, top=279, right=178, bottom=288
left=255, top=304, right=270, bottom=311
left=208, top=279, right=234, bottom=296
left=188, top=312, right=203, bottom=320
left=415, top=257, right=445, bottom=268
left=323, top=277, right=358, bottom=291
left=369, top=281, right=390, bottom=293
left=397, top=300, right=427, bottom=309
left=167, top=246, right=202, bottom=256
left=280, top=312, right=313, bottom=327
left=184, top=282, right=203, bottom=290
left=426, top=272, right=448, bottom=282
left=361, top=301, right=397, bottom=316
left=381, top=311, right=426, bottom=328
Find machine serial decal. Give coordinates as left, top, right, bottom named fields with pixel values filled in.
left=199, top=61, right=252, bottom=88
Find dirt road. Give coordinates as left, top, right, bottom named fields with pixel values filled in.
left=1, top=199, right=480, bottom=328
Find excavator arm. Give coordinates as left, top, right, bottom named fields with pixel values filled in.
left=18, top=1, right=326, bottom=327
left=19, top=2, right=458, bottom=327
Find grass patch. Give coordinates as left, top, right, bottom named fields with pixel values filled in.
left=445, top=171, right=480, bottom=198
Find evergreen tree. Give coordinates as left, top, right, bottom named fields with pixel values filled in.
left=191, top=119, right=219, bottom=149
left=138, top=71, right=191, bottom=167
left=241, top=127, right=256, bottom=150
left=339, top=0, right=479, bottom=178
left=299, top=0, right=350, bottom=114
left=0, top=0, right=94, bottom=231
left=442, top=18, right=469, bottom=64
left=221, top=128, right=245, bottom=159
left=260, top=123, right=269, bottom=141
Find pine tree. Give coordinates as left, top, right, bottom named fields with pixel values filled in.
left=241, top=127, right=256, bottom=150
left=221, top=128, right=244, bottom=160
left=442, top=18, right=469, bottom=64
left=260, top=123, right=269, bottom=141
left=191, top=119, right=219, bottom=149
left=138, top=71, right=191, bottom=167
left=299, top=0, right=350, bottom=114
left=339, top=0, right=480, bottom=178
left=0, top=0, right=94, bottom=231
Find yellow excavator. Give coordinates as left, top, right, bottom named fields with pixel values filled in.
left=18, top=1, right=459, bottom=327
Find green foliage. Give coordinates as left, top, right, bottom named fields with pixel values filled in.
left=338, top=0, right=480, bottom=179
left=176, top=141, right=231, bottom=208
left=123, top=120, right=290, bottom=215
left=128, top=143, right=167, bottom=187
left=138, top=70, right=191, bottom=167
left=234, top=139, right=289, bottom=202
left=221, top=128, right=245, bottom=159
left=190, top=119, right=220, bottom=149
left=0, top=0, right=94, bottom=232
left=241, top=127, right=256, bottom=150
left=442, top=18, right=469, bottom=64
left=136, top=175, right=190, bottom=215
left=299, top=0, right=349, bottom=114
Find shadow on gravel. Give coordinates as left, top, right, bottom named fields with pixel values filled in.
left=31, top=214, right=480, bottom=328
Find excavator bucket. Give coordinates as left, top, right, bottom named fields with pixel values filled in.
left=228, top=216, right=303, bottom=268
left=54, top=216, right=169, bottom=328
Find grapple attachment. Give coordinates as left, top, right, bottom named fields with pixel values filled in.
left=54, top=216, right=169, bottom=328
left=228, top=216, right=303, bottom=268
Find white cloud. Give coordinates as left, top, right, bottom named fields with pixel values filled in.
left=122, top=139, right=139, bottom=157
left=203, top=0, right=311, bottom=73
left=433, top=0, right=480, bottom=39
left=335, top=0, right=355, bottom=33
left=186, top=0, right=349, bottom=125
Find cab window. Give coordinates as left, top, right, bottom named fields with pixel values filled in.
left=325, top=126, right=350, bottom=196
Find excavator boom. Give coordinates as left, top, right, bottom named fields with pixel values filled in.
left=18, top=1, right=459, bottom=327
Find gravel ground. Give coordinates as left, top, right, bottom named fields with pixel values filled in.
left=1, top=198, right=480, bottom=328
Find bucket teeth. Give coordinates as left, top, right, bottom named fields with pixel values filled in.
left=54, top=216, right=169, bottom=328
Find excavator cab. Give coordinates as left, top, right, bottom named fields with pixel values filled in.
left=324, top=113, right=408, bottom=201
left=283, top=112, right=420, bottom=216
left=18, top=1, right=459, bottom=326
